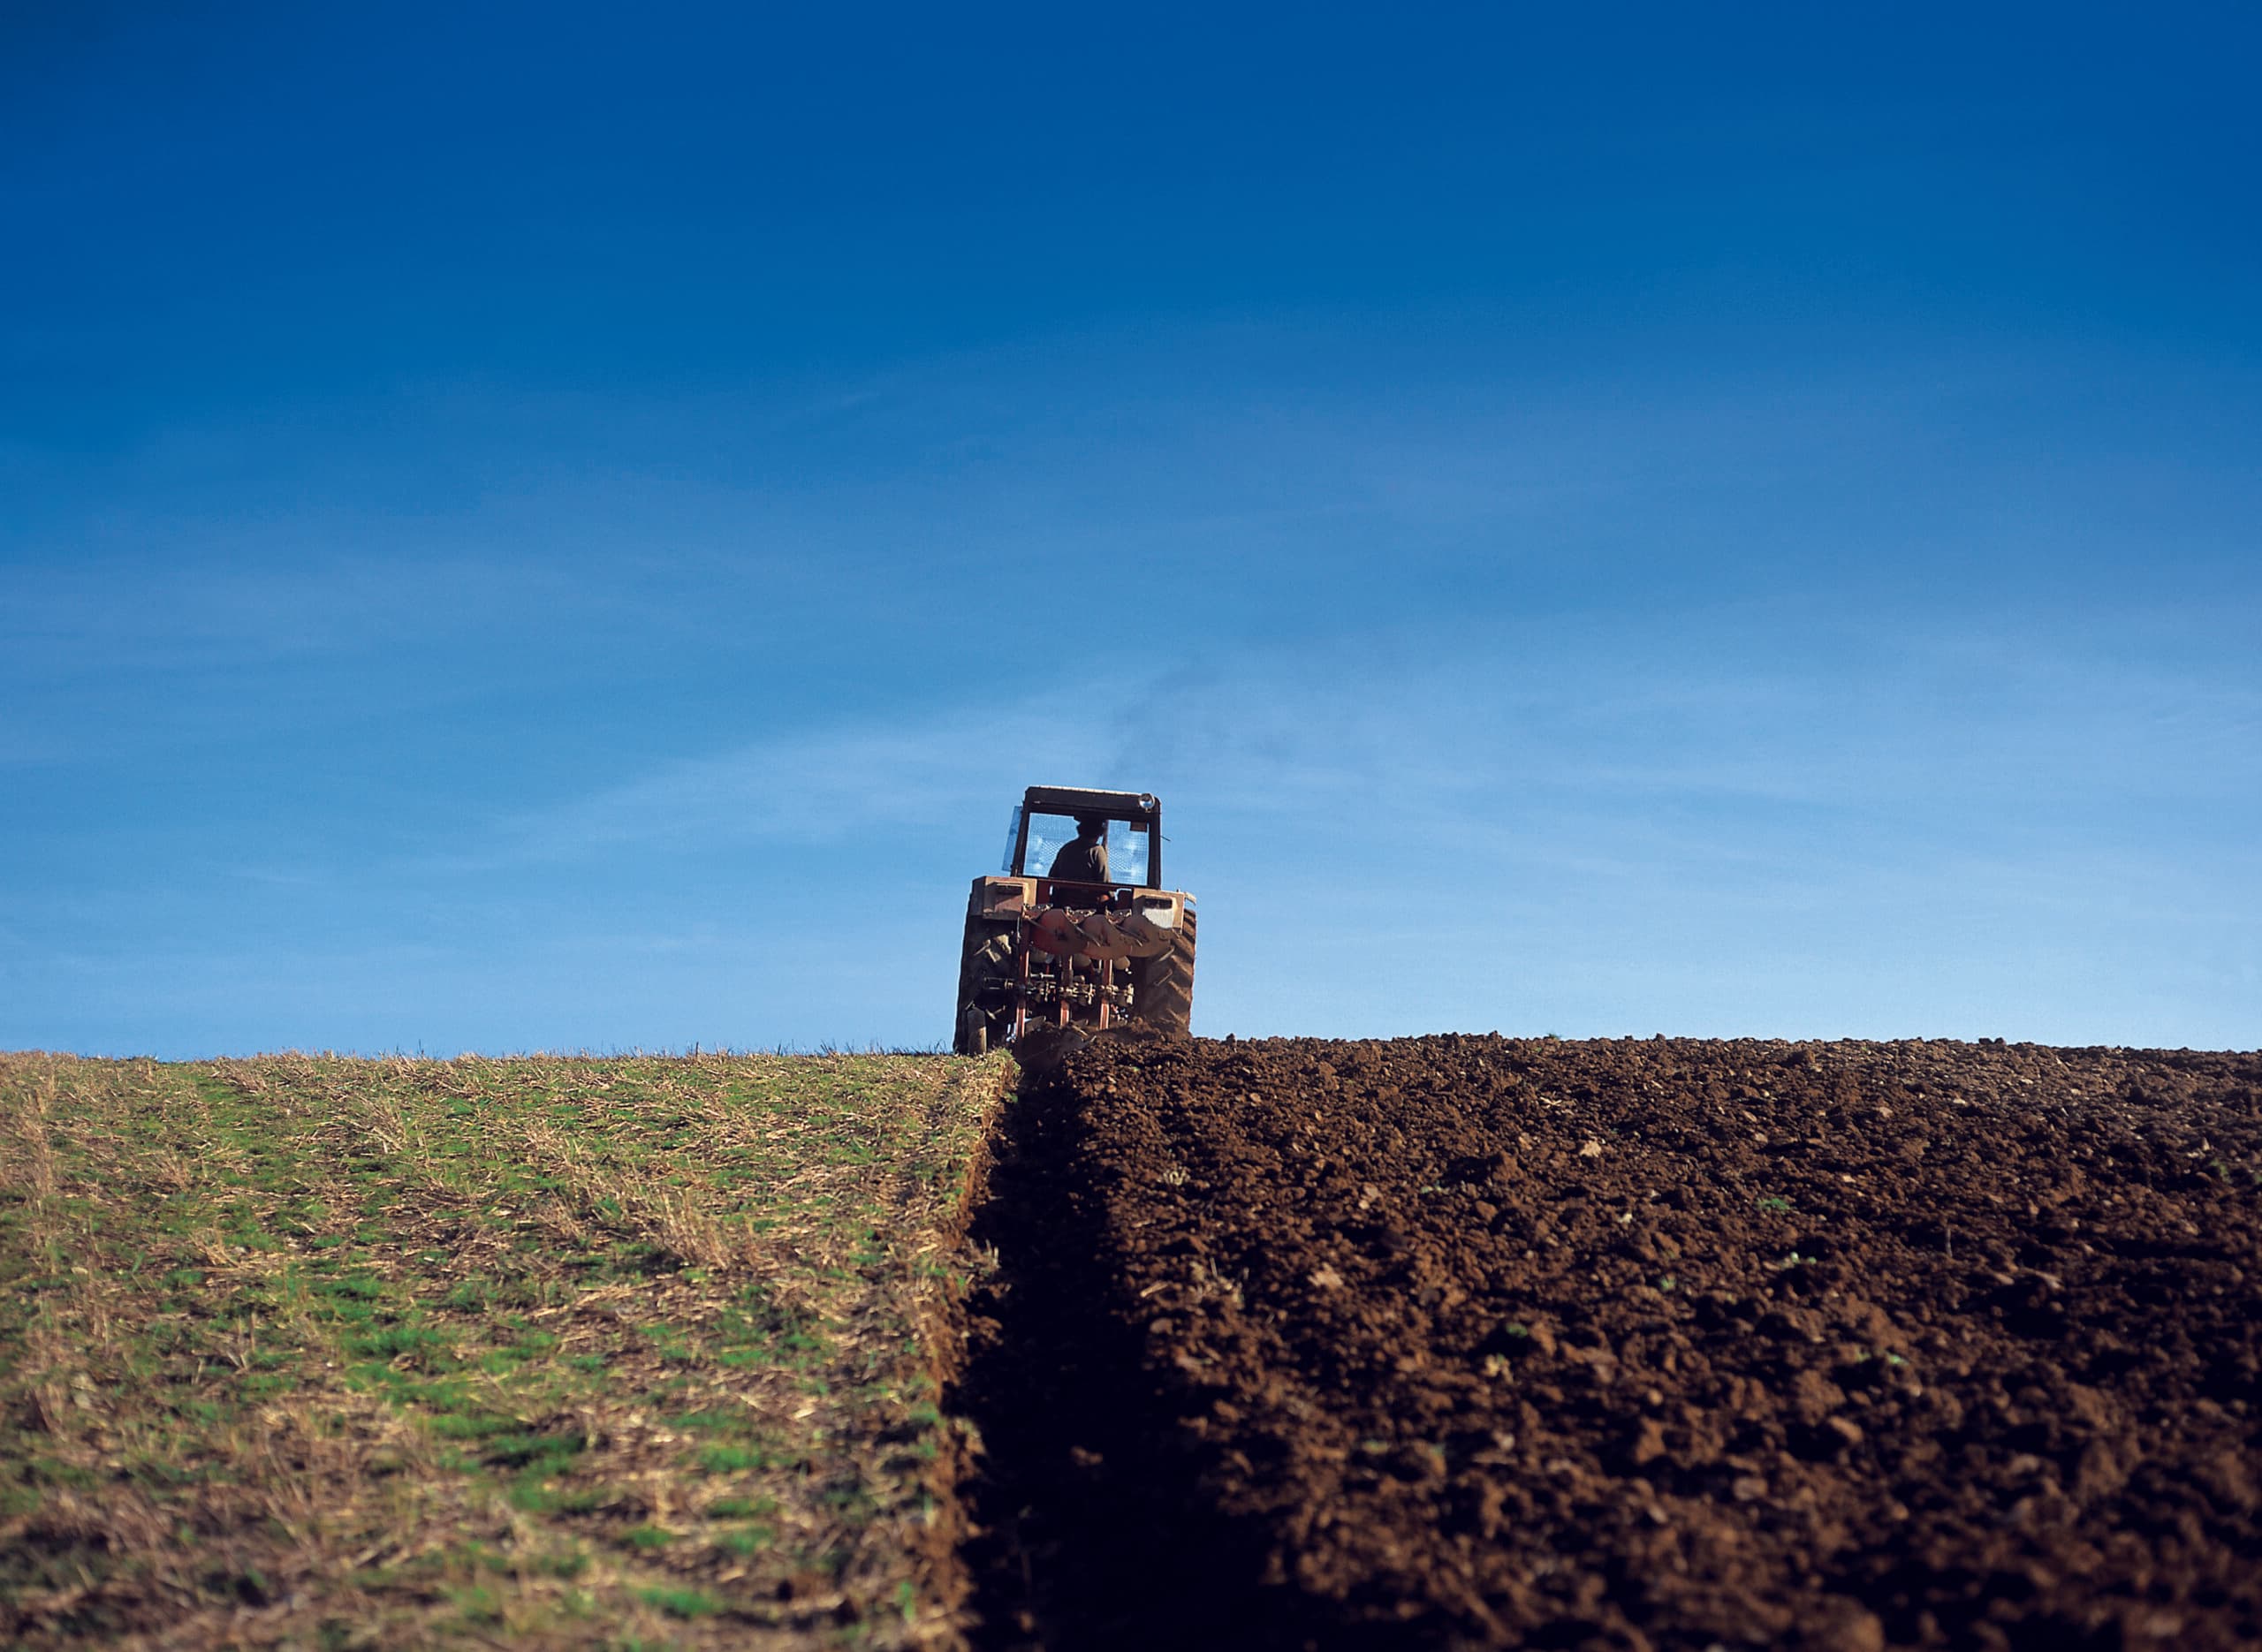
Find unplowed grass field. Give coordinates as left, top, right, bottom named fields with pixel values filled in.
left=0, top=1051, right=1013, bottom=1650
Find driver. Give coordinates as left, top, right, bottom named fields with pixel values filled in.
left=1048, top=815, right=1111, bottom=889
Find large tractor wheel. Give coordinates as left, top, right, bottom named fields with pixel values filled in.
left=953, top=921, right=1018, bottom=1055
left=1129, top=906, right=1196, bottom=1037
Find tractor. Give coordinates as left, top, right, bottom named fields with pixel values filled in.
left=953, top=785, right=1196, bottom=1056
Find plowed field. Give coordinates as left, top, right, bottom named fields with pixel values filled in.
left=962, top=1035, right=2262, bottom=1651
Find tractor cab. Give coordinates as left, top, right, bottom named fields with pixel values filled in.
left=1001, top=785, right=1164, bottom=904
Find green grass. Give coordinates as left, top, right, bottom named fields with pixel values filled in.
left=0, top=1049, right=1013, bottom=1648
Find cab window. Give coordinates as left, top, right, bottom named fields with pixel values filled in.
left=1022, top=814, right=1151, bottom=885
left=1024, top=814, right=1081, bottom=877
left=1108, top=819, right=1150, bottom=885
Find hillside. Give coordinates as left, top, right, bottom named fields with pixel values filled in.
left=9, top=1036, right=2259, bottom=1650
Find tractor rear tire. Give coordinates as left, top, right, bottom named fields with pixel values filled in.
left=954, top=921, right=1017, bottom=1056
left=1129, top=906, right=1196, bottom=1037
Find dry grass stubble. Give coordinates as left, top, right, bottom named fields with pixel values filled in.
left=0, top=1050, right=1013, bottom=1649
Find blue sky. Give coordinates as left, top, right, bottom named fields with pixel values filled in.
left=4, top=2, right=2257, bottom=1055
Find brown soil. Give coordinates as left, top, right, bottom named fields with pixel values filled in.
left=957, top=1035, right=2262, bottom=1651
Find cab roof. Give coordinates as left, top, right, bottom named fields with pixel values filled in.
left=1021, top=785, right=1161, bottom=820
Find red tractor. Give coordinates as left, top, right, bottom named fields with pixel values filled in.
left=953, top=785, right=1196, bottom=1056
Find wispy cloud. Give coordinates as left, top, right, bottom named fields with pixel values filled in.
left=436, top=710, right=1094, bottom=869
left=0, top=549, right=569, bottom=676
left=441, top=602, right=2260, bottom=885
